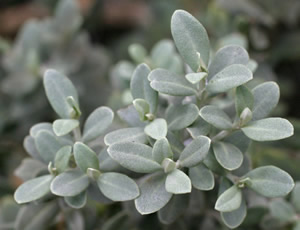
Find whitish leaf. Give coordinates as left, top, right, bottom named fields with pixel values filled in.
left=241, top=118, right=294, bottom=141
left=221, top=198, right=247, bottom=229
left=179, top=136, right=211, bottom=167
left=252, top=81, right=279, bottom=120
left=224, top=130, right=251, bottom=154
left=203, top=149, right=226, bottom=175
left=167, top=132, right=184, bottom=159
left=104, top=127, right=148, bottom=145
left=199, top=105, right=233, bottom=130
left=74, top=142, right=99, bottom=172
left=151, top=39, right=175, bottom=68
left=117, top=105, right=145, bottom=127
left=185, top=72, right=207, bottom=84
left=215, top=185, right=242, bottom=212
left=166, top=104, right=199, bottom=131
left=53, top=119, right=79, bottom=136
left=135, top=173, right=172, bottom=214
left=43, top=69, right=79, bottom=119
left=98, top=148, right=122, bottom=172
left=148, top=69, right=197, bottom=96
left=30, top=122, right=53, bottom=137
left=133, top=99, right=150, bottom=121
left=144, top=118, right=167, bottom=140
left=158, top=194, right=189, bottom=224
left=165, top=169, right=192, bottom=194
left=35, top=130, right=64, bottom=163
left=292, top=182, right=300, bottom=212
left=235, top=85, right=254, bottom=116
left=23, top=136, right=44, bottom=162
left=152, top=138, right=173, bottom=164
left=189, top=163, right=214, bottom=191
left=130, top=64, right=158, bottom=113
left=187, top=117, right=211, bottom=138
left=15, top=202, right=58, bottom=230
left=270, top=199, right=295, bottom=222
left=206, top=64, right=252, bottom=94
left=82, top=107, right=114, bottom=142
left=55, top=146, right=72, bottom=173
left=64, top=191, right=87, bottom=209
left=128, top=44, right=147, bottom=63
left=97, top=172, right=139, bottom=201
left=108, top=142, right=162, bottom=173
left=208, top=45, right=249, bottom=81
left=14, top=158, right=47, bottom=181
left=243, top=166, right=294, bottom=197
left=213, top=142, right=243, bottom=171
left=50, top=169, right=90, bottom=197
left=171, top=10, right=210, bottom=71
left=14, top=175, right=53, bottom=204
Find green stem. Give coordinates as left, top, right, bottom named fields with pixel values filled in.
left=73, top=127, right=82, bottom=142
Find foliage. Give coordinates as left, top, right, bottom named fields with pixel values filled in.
left=2, top=8, right=297, bottom=230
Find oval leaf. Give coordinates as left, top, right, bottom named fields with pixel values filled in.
left=241, top=118, right=294, bottom=141
left=50, top=170, right=90, bottom=197
left=74, top=142, right=99, bottom=172
left=104, top=127, right=148, bottom=145
left=171, top=10, right=210, bottom=71
left=107, top=142, right=162, bottom=173
left=53, top=119, right=79, bottom=136
left=235, top=85, right=254, bottom=116
left=148, top=69, right=197, bottom=96
left=144, top=118, right=168, bottom=140
left=64, top=191, right=87, bottom=209
left=152, top=138, right=173, bottom=164
left=243, top=166, right=294, bottom=197
left=179, top=136, right=211, bottom=167
left=55, top=145, right=72, bottom=173
left=82, top=106, right=114, bottom=142
left=213, top=142, right=244, bottom=171
left=206, top=64, right=252, bottom=94
left=97, top=172, right=139, bottom=201
left=165, top=169, right=192, bottom=194
left=135, top=173, right=172, bottom=215
left=189, top=163, right=214, bottom=191
left=43, top=69, right=79, bottom=119
left=215, top=185, right=242, bottom=212
left=199, top=105, right=233, bottom=130
left=221, top=198, right=247, bottom=229
left=14, top=175, right=53, bottom=204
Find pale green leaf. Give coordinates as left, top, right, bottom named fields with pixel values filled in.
left=55, top=145, right=72, bottom=173
left=133, top=99, right=150, bottom=121
left=30, top=122, right=53, bottom=138
left=152, top=138, right=173, bottom=164
left=144, top=118, right=167, bottom=140
left=50, top=169, right=90, bottom=197
left=107, top=142, right=162, bottom=173
left=178, top=136, right=211, bottom=167
left=189, top=163, right=214, bottom=191
left=186, top=117, right=211, bottom=138
left=104, top=127, right=148, bottom=145
left=208, top=45, right=249, bottom=81
left=221, top=198, right=247, bottom=229
left=235, top=85, right=254, bottom=116
left=43, top=69, right=79, bottom=119
left=158, top=194, right=189, bottom=224
left=97, top=172, right=139, bottom=201
left=270, top=199, right=295, bottom=222
left=252, top=81, right=280, bottom=120
left=14, top=158, right=47, bottom=181
left=203, top=148, right=226, bottom=175
left=199, top=105, right=233, bottom=130
left=82, top=106, right=114, bottom=142
left=53, top=119, right=79, bottom=136
left=130, top=63, right=158, bottom=113
left=151, top=39, right=175, bottom=69
left=166, top=104, right=199, bottom=131
left=14, top=175, right=53, bottom=204
left=64, top=191, right=87, bottom=209
left=243, top=166, right=295, bottom=197
left=241, top=118, right=294, bottom=141
left=206, top=64, right=252, bottom=94
left=128, top=43, right=147, bottom=63
left=23, top=136, right=44, bottom=162
left=185, top=72, right=207, bottom=84
left=117, top=105, right=145, bottom=127
left=291, top=182, right=300, bottom=212
left=171, top=10, right=210, bottom=71
left=213, top=142, right=244, bottom=171
left=135, top=173, right=172, bottom=215
left=165, top=169, right=191, bottom=194
left=35, top=130, right=64, bottom=163
left=148, top=68, right=197, bottom=96
left=215, top=185, right=242, bottom=212
left=74, top=142, right=99, bottom=172
left=98, top=148, right=123, bottom=172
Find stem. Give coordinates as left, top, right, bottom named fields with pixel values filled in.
left=211, top=130, right=232, bottom=142
left=73, top=127, right=82, bottom=142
